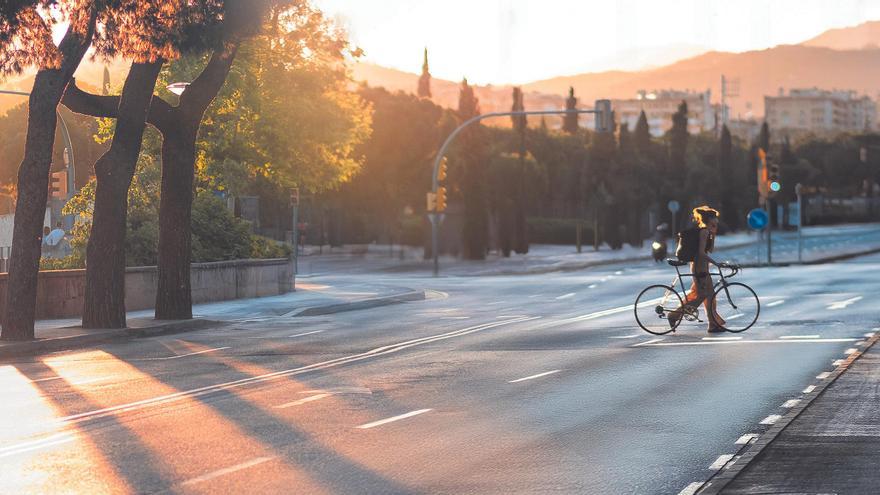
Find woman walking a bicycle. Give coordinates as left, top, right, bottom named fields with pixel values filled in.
left=669, top=206, right=727, bottom=333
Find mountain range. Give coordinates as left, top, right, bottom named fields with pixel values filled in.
left=353, top=20, right=880, bottom=121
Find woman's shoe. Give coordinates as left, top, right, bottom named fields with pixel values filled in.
left=707, top=326, right=726, bottom=333
left=667, top=310, right=683, bottom=328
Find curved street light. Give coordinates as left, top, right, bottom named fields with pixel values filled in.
left=0, top=89, right=77, bottom=210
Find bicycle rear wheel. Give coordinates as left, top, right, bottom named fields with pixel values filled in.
left=634, top=284, right=683, bottom=335
left=712, top=282, right=760, bottom=332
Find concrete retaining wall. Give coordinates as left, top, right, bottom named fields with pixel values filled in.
left=0, top=258, right=294, bottom=320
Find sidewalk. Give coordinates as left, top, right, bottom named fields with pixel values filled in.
left=702, top=331, right=880, bottom=494
left=298, top=222, right=880, bottom=277
left=0, top=280, right=425, bottom=359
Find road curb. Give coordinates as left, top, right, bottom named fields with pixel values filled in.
left=697, top=329, right=880, bottom=494
left=735, top=245, right=880, bottom=268
left=291, top=289, right=427, bottom=317
left=0, top=318, right=224, bottom=360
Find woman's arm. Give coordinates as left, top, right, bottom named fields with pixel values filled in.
left=697, top=230, right=720, bottom=266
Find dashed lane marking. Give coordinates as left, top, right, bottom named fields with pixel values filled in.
left=633, top=338, right=665, bottom=347
left=803, top=385, right=816, bottom=394
left=817, top=372, right=832, bottom=379
left=735, top=434, right=759, bottom=445
left=509, top=370, right=561, bottom=383
left=782, top=399, right=801, bottom=408
left=760, top=414, right=782, bottom=425
left=709, top=454, right=735, bottom=470
left=143, top=347, right=230, bottom=361
left=702, top=336, right=742, bottom=341
left=609, top=334, right=642, bottom=339
left=779, top=335, right=820, bottom=339
left=555, top=293, right=576, bottom=300
left=844, top=348, right=858, bottom=355
left=827, top=295, right=863, bottom=310
left=833, top=359, right=845, bottom=366
left=274, top=393, right=332, bottom=409
left=588, top=284, right=597, bottom=289
left=288, top=330, right=324, bottom=338
left=766, top=300, right=785, bottom=307
left=356, top=409, right=432, bottom=429
left=180, top=456, right=275, bottom=487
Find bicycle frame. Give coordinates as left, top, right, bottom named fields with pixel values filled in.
left=669, top=263, right=737, bottom=297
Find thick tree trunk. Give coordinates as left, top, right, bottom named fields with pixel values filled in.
left=1, top=19, right=95, bottom=341
left=154, top=129, right=197, bottom=320
left=82, top=62, right=162, bottom=329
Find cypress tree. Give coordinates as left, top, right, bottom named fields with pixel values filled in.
left=511, top=87, right=528, bottom=254
left=562, top=86, right=578, bottom=134
left=417, top=47, right=431, bottom=98
left=634, top=110, right=650, bottom=154
left=458, top=78, right=488, bottom=259
left=758, top=121, right=770, bottom=152
left=669, top=100, right=689, bottom=179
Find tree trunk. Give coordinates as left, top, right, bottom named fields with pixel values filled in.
left=1, top=18, right=95, bottom=341
left=82, top=62, right=162, bottom=329
left=155, top=129, right=196, bottom=320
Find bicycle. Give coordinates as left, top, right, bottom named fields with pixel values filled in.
left=634, top=259, right=760, bottom=335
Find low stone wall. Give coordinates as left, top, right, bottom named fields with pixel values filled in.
left=0, top=258, right=294, bottom=320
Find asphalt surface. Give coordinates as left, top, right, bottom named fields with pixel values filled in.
left=1, top=250, right=878, bottom=494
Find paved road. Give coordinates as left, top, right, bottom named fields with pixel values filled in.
left=1, top=252, right=877, bottom=494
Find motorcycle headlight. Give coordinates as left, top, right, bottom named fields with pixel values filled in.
left=651, top=241, right=662, bottom=250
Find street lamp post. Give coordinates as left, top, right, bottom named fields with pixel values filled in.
left=1, top=89, right=77, bottom=227
left=428, top=102, right=612, bottom=276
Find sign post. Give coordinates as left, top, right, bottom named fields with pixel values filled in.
left=667, top=200, right=680, bottom=252
left=290, top=187, right=300, bottom=289
left=747, top=208, right=770, bottom=265
left=795, top=183, right=803, bottom=262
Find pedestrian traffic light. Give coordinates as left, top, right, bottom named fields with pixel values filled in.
left=768, top=163, right=781, bottom=195
left=437, top=157, right=448, bottom=182
left=426, top=191, right=436, bottom=212
left=49, top=170, right=67, bottom=199
left=436, top=186, right=447, bottom=212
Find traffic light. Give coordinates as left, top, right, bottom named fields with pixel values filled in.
left=436, top=186, right=447, bottom=212
left=768, top=163, right=781, bottom=195
left=49, top=170, right=67, bottom=199
left=437, top=157, right=448, bottom=182
left=426, top=191, right=436, bottom=212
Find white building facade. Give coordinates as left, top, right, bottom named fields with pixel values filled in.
left=612, top=89, right=714, bottom=137
left=765, top=88, right=876, bottom=134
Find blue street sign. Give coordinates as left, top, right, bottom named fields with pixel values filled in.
left=747, top=208, right=769, bottom=230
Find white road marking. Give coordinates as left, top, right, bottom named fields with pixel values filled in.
left=866, top=332, right=877, bottom=338
left=766, top=300, right=785, bottom=307
left=147, top=347, right=230, bottom=361
left=827, top=295, right=863, bottom=310
left=779, top=335, right=820, bottom=339
left=0, top=432, right=77, bottom=458
left=356, top=409, right=432, bottom=429
left=609, top=334, right=642, bottom=339
left=726, top=313, right=745, bottom=320
left=614, top=271, right=623, bottom=275
left=678, top=482, right=704, bottom=495
left=442, top=316, right=470, bottom=319
left=833, top=359, right=845, bottom=366
left=180, top=456, right=275, bottom=486
left=274, top=393, right=332, bottom=409
left=633, top=338, right=665, bottom=347
left=803, top=385, right=816, bottom=394
left=556, top=293, right=576, bottom=300
left=4, top=316, right=536, bottom=443
left=496, top=315, right=527, bottom=319
left=509, top=370, right=561, bottom=383
left=760, top=414, right=782, bottom=425
left=588, top=284, right=597, bottom=289
left=844, top=348, right=858, bottom=355
left=702, top=336, right=742, bottom=341
left=709, top=454, right=735, bottom=470
left=68, top=377, right=109, bottom=386
left=637, top=338, right=859, bottom=347
left=735, top=434, right=759, bottom=445
left=288, top=330, right=324, bottom=338
left=782, top=399, right=801, bottom=408
left=817, top=372, right=832, bottom=379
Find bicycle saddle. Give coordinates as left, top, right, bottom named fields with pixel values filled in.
left=666, top=259, right=688, bottom=267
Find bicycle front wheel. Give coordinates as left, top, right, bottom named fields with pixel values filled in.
left=712, top=282, right=760, bottom=332
left=634, top=284, right=683, bottom=335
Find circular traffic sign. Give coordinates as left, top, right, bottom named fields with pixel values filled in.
left=747, top=208, right=769, bottom=230
left=667, top=200, right=680, bottom=213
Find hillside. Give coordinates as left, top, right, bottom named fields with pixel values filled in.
left=801, top=20, right=880, bottom=50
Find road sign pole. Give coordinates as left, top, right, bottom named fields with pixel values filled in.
left=766, top=199, right=772, bottom=265
left=796, top=183, right=803, bottom=263
left=291, top=188, right=300, bottom=289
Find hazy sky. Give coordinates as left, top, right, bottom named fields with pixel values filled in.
left=315, top=0, right=880, bottom=85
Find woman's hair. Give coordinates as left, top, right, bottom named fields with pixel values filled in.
left=692, top=205, right=720, bottom=228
